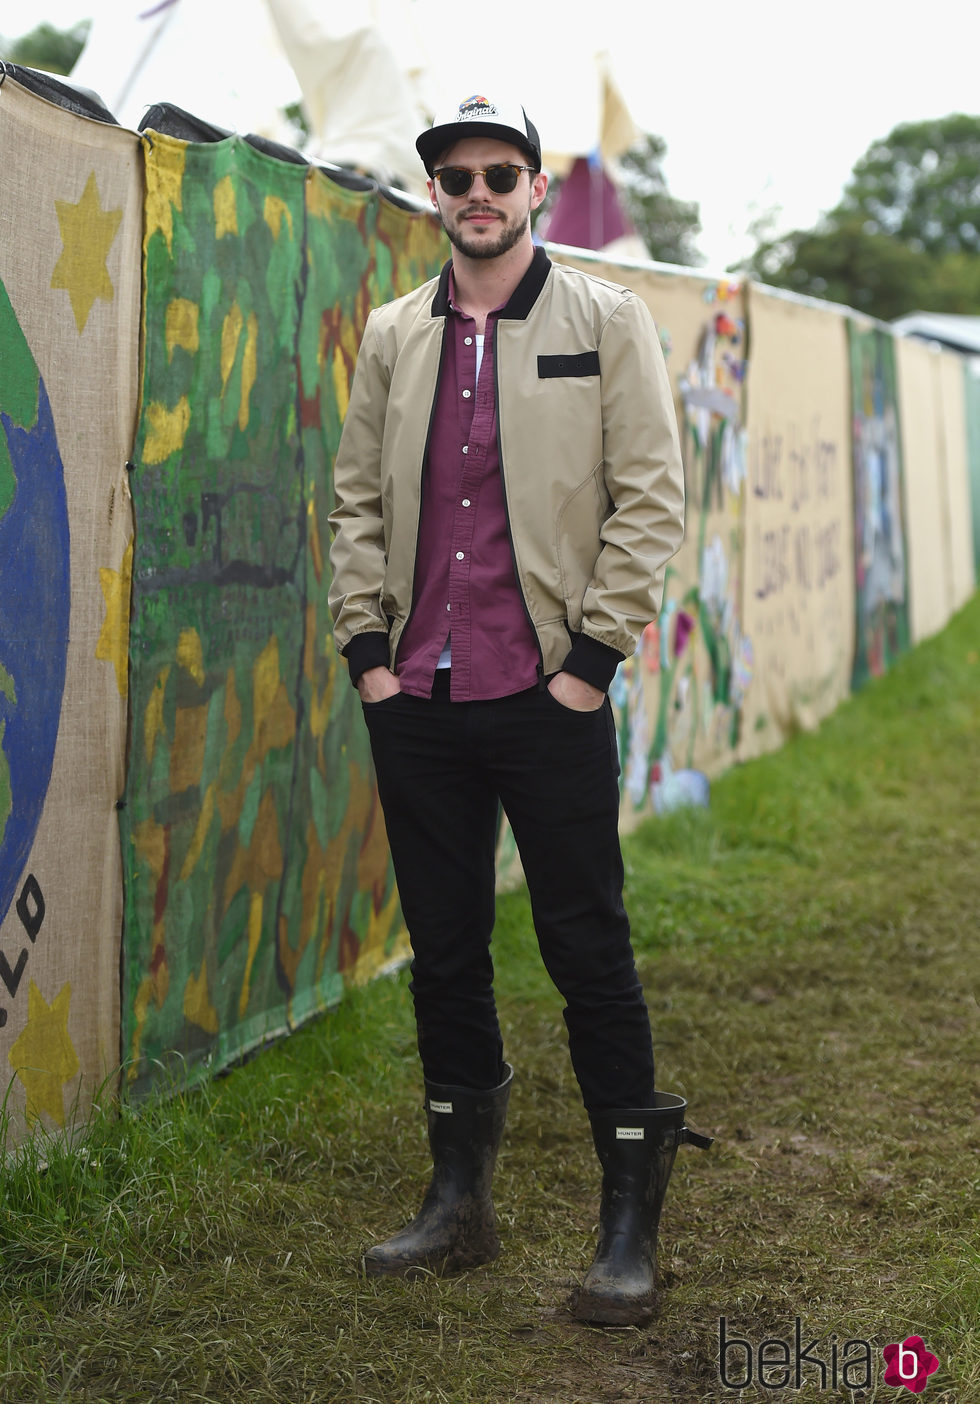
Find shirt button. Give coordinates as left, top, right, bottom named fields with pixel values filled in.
left=462, top=389, right=471, bottom=399
left=455, top=551, right=465, bottom=560
left=461, top=499, right=471, bottom=507
left=462, top=445, right=469, bottom=454
left=464, top=336, right=473, bottom=346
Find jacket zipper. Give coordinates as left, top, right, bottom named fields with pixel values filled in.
left=392, top=323, right=448, bottom=672
left=494, top=319, right=547, bottom=688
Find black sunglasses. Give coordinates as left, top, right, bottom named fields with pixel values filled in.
left=432, top=164, right=535, bottom=197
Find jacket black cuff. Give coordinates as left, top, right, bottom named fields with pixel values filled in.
left=560, top=634, right=625, bottom=692
left=343, top=631, right=391, bottom=687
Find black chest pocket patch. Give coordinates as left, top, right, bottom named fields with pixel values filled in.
left=537, top=351, right=600, bottom=378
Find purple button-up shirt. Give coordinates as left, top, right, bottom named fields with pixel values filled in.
left=396, top=277, right=542, bottom=701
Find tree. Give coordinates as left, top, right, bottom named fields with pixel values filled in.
left=746, top=217, right=935, bottom=321
left=926, top=250, right=980, bottom=313
left=835, top=114, right=980, bottom=257
left=738, top=114, right=980, bottom=320
left=617, top=134, right=703, bottom=267
left=1, top=21, right=89, bottom=76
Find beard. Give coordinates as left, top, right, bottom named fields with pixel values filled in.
left=440, top=203, right=530, bottom=260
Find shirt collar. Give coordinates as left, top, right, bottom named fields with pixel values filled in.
left=431, top=245, right=551, bottom=322
left=447, top=268, right=506, bottom=322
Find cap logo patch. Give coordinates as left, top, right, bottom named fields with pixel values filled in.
left=616, top=1126, right=645, bottom=1140
left=458, top=95, right=497, bottom=120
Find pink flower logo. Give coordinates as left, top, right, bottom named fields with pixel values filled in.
left=883, top=1336, right=939, bottom=1392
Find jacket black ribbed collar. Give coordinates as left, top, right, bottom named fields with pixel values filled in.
left=430, top=244, right=552, bottom=322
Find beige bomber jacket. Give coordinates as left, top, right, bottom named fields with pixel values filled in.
left=327, top=247, right=685, bottom=691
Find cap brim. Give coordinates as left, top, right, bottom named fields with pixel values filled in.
left=416, top=121, right=540, bottom=174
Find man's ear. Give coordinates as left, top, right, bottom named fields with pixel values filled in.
left=427, top=178, right=438, bottom=211
left=530, top=169, right=549, bottom=211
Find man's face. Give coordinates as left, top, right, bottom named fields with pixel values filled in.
left=427, top=137, right=548, bottom=261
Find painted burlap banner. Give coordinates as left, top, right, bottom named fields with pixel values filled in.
left=739, top=287, right=854, bottom=758
left=0, top=78, right=140, bottom=1142
left=966, top=363, right=980, bottom=581
left=547, top=250, right=748, bottom=825
left=895, top=334, right=975, bottom=645
left=847, top=320, right=911, bottom=684
left=122, top=131, right=445, bottom=1095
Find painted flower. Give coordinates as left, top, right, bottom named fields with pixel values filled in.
left=673, top=609, right=695, bottom=658
left=700, top=535, right=729, bottom=612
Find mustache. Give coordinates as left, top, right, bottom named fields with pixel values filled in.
left=458, top=205, right=506, bottom=220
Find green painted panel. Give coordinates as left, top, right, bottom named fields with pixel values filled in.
left=848, top=323, right=911, bottom=688
left=121, top=134, right=445, bottom=1094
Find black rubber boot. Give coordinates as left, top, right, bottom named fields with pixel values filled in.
left=362, top=1063, right=513, bottom=1277
left=571, top=1092, right=712, bottom=1325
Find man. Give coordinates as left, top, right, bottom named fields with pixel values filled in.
left=328, top=92, right=710, bottom=1325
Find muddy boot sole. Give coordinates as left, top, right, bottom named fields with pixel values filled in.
left=362, top=1233, right=500, bottom=1278
left=569, top=1281, right=658, bottom=1326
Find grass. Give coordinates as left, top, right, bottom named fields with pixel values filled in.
left=2, top=591, right=979, bottom=1402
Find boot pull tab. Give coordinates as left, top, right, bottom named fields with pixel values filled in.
left=679, top=1126, right=714, bottom=1150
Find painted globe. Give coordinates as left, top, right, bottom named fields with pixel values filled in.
left=0, top=280, right=70, bottom=929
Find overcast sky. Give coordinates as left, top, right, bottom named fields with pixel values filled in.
left=14, top=0, right=980, bottom=272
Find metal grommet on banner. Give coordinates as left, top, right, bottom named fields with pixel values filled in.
left=0, top=60, right=9, bottom=90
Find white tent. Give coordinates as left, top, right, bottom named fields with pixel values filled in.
left=70, top=0, right=300, bottom=139
left=69, top=0, right=640, bottom=195
left=892, top=313, right=980, bottom=360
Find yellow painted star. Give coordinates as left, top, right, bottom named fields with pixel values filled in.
left=50, top=171, right=123, bottom=334
left=8, top=980, right=80, bottom=1128
left=95, top=538, right=134, bottom=696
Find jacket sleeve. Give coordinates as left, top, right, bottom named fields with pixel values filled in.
left=562, top=292, right=685, bottom=691
left=327, top=311, right=393, bottom=683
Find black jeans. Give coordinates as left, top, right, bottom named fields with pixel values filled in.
left=362, top=674, right=656, bottom=1112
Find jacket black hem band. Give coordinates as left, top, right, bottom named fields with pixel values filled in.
left=560, top=633, right=625, bottom=692
left=343, top=631, right=391, bottom=687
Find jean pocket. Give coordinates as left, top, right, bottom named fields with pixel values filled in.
left=361, top=690, right=406, bottom=710
left=542, top=686, right=606, bottom=716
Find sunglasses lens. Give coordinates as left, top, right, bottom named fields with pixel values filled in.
left=437, top=165, right=526, bottom=196
left=485, top=165, right=521, bottom=194
left=439, top=168, right=472, bottom=196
